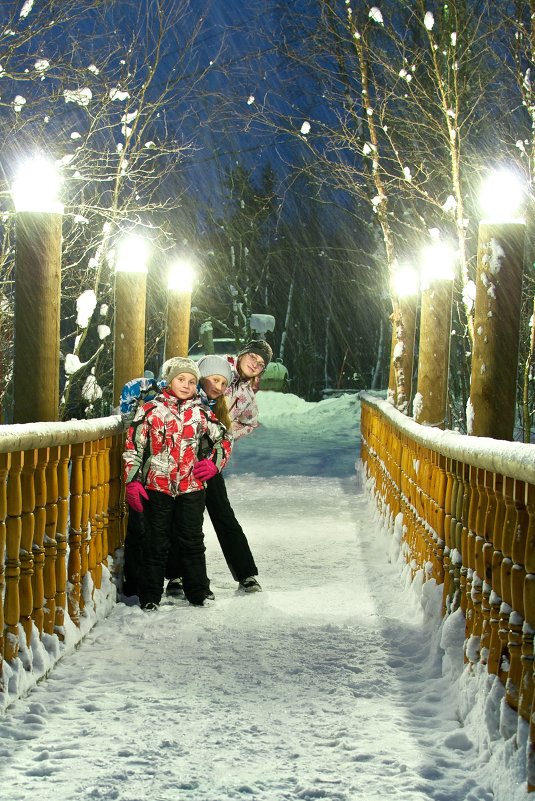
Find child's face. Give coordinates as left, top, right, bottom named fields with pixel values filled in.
left=238, top=352, right=265, bottom=379
left=201, top=374, right=229, bottom=400
left=169, top=372, right=197, bottom=400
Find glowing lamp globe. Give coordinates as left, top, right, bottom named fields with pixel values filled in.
left=116, top=236, right=149, bottom=273
left=420, top=244, right=456, bottom=289
left=392, top=264, right=419, bottom=298
left=12, top=157, right=63, bottom=213
left=168, top=259, right=195, bottom=292
left=480, top=170, right=525, bottom=222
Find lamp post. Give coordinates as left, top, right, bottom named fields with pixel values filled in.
left=113, top=235, right=148, bottom=405
left=414, top=243, right=455, bottom=428
left=165, top=258, right=194, bottom=360
left=468, top=170, right=525, bottom=440
left=12, top=158, right=63, bottom=423
left=388, top=264, right=419, bottom=415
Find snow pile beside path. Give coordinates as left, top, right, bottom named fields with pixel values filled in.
left=257, top=390, right=361, bottom=431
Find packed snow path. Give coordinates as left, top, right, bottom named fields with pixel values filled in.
left=0, top=394, right=496, bottom=801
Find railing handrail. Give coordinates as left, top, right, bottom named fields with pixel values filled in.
left=360, top=391, right=535, bottom=484
left=0, top=414, right=126, bottom=453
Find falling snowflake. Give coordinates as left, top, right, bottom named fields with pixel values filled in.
left=424, top=11, right=434, bottom=31
left=247, top=95, right=255, bottom=105
left=300, top=121, right=311, bottom=135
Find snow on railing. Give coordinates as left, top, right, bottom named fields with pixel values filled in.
left=0, top=415, right=124, bottom=453
left=360, top=391, right=535, bottom=485
left=359, top=391, right=535, bottom=793
left=0, top=414, right=127, bottom=710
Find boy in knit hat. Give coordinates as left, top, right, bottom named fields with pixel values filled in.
left=123, top=356, right=232, bottom=609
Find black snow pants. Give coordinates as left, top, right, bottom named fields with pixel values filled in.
left=166, top=471, right=257, bottom=583
left=139, top=489, right=209, bottom=606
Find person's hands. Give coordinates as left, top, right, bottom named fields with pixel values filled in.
left=125, top=481, right=149, bottom=512
left=193, top=459, right=218, bottom=482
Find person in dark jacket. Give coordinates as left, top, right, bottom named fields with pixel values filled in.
left=122, top=357, right=232, bottom=609
left=166, top=342, right=272, bottom=597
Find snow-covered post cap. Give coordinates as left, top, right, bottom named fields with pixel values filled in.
left=250, top=313, right=275, bottom=334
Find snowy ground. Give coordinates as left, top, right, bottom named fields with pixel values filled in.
left=0, top=392, right=529, bottom=800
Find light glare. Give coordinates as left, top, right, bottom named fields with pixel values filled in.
left=168, top=259, right=195, bottom=292
left=392, top=264, right=419, bottom=298
left=421, top=244, right=455, bottom=288
left=12, top=157, right=63, bottom=213
left=115, top=236, right=149, bottom=273
left=480, top=170, right=525, bottom=221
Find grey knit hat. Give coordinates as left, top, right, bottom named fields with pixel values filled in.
left=237, top=339, right=273, bottom=368
left=198, top=355, right=232, bottom=384
left=161, top=356, right=200, bottom=384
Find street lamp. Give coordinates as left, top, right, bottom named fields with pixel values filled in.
left=388, top=263, right=419, bottom=414
left=165, top=258, right=195, bottom=360
left=113, top=234, right=149, bottom=405
left=12, top=157, right=64, bottom=422
left=414, top=243, right=455, bottom=428
left=468, top=169, right=525, bottom=440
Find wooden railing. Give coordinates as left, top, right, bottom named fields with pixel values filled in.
left=0, top=415, right=126, bottom=703
left=360, top=391, right=535, bottom=789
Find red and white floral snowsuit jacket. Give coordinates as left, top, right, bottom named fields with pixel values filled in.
left=123, top=389, right=232, bottom=497
left=225, top=357, right=259, bottom=441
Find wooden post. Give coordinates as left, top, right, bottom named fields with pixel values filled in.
left=388, top=296, right=417, bottom=415
left=469, top=222, right=525, bottom=440
left=113, top=270, right=147, bottom=405
left=165, top=289, right=192, bottom=360
left=0, top=453, right=10, bottom=675
left=13, top=212, right=62, bottom=423
left=414, top=279, right=453, bottom=427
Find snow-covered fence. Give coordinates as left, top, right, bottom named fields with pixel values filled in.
left=360, top=391, right=535, bottom=792
left=0, top=415, right=127, bottom=709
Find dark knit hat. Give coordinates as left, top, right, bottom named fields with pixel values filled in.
left=161, top=356, right=200, bottom=384
left=198, top=355, right=232, bottom=384
left=237, top=339, right=273, bottom=368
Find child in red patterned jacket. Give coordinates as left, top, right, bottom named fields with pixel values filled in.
left=123, top=357, right=232, bottom=609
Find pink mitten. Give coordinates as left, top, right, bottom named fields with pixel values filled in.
left=125, top=481, right=149, bottom=512
left=193, top=459, right=218, bottom=482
